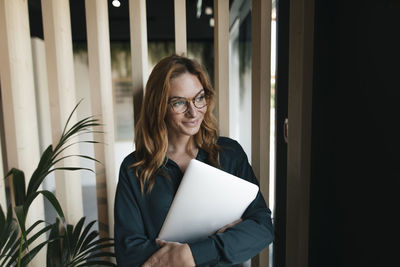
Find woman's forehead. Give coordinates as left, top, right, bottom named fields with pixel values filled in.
left=169, top=73, right=203, bottom=97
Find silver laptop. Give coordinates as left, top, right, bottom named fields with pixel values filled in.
left=158, top=159, right=259, bottom=243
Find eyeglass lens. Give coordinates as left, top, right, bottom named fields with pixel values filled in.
left=169, top=91, right=207, bottom=113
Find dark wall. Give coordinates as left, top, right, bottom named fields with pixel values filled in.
left=274, top=0, right=290, bottom=265
left=309, top=0, right=400, bottom=266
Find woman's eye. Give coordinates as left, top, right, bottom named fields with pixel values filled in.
left=195, top=95, right=205, bottom=102
left=172, top=100, right=186, bottom=107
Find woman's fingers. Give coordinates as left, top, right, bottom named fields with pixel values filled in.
left=142, top=240, right=195, bottom=267
left=141, top=245, right=167, bottom=267
left=155, top=239, right=166, bottom=246
left=217, top=218, right=243, bottom=233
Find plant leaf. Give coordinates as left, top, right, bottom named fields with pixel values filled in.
left=7, top=219, right=46, bottom=259
left=1, top=225, right=18, bottom=258
left=7, top=169, right=26, bottom=206
left=52, top=154, right=102, bottom=167
left=74, top=242, right=115, bottom=263
left=71, top=217, right=86, bottom=257
left=60, top=99, right=84, bottom=138
left=6, top=212, right=49, bottom=265
left=19, top=238, right=52, bottom=266
left=75, top=220, right=97, bottom=254
left=52, top=140, right=97, bottom=163
left=78, top=238, right=114, bottom=254
left=72, top=251, right=115, bottom=265
left=47, top=219, right=63, bottom=267
left=52, top=167, right=94, bottom=173
left=0, top=206, right=19, bottom=267
left=13, top=206, right=26, bottom=238
left=20, top=223, right=52, bottom=252
left=57, top=117, right=99, bottom=148
left=27, top=145, right=54, bottom=196
left=79, top=231, right=99, bottom=252
left=39, top=191, right=66, bottom=224
left=51, top=217, right=115, bottom=267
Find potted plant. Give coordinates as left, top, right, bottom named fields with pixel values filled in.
left=0, top=102, right=116, bottom=266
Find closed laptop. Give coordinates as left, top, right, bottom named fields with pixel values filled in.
left=158, top=159, right=259, bottom=243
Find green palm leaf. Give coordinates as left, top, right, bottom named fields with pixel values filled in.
left=75, top=220, right=97, bottom=253
left=2, top=101, right=114, bottom=266
left=6, top=169, right=26, bottom=206
left=7, top=220, right=47, bottom=264
left=0, top=205, right=52, bottom=267
left=47, top=218, right=63, bottom=267
left=27, top=145, right=54, bottom=196
left=70, top=217, right=86, bottom=257
left=0, top=206, right=19, bottom=267
left=47, top=217, right=116, bottom=267
left=9, top=222, right=53, bottom=266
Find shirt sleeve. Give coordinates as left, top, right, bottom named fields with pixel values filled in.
left=114, top=159, right=160, bottom=267
left=188, top=140, right=274, bottom=266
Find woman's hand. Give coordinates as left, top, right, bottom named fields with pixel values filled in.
left=217, top=218, right=243, bottom=234
left=141, top=239, right=195, bottom=267
left=141, top=218, right=242, bottom=267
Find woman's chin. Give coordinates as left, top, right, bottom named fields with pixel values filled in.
left=182, top=126, right=201, bottom=136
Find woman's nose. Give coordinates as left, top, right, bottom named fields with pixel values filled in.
left=186, top=101, right=198, bottom=117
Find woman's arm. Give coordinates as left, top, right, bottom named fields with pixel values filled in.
left=187, top=139, right=274, bottom=266
left=114, top=159, right=160, bottom=266
left=188, top=191, right=273, bottom=265
left=141, top=240, right=195, bottom=267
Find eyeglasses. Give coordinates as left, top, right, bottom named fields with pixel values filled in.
left=168, top=90, right=208, bottom=113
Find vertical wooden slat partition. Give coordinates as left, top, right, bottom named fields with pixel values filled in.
left=31, top=38, right=52, bottom=153
left=85, top=0, right=117, bottom=238
left=214, top=0, right=230, bottom=137
left=129, top=0, right=149, bottom=126
left=0, top=139, right=5, bottom=210
left=286, top=0, right=315, bottom=266
left=0, top=0, right=46, bottom=265
left=41, top=0, right=84, bottom=224
left=0, top=102, right=5, bottom=211
left=174, top=0, right=187, bottom=55
left=251, top=0, right=272, bottom=266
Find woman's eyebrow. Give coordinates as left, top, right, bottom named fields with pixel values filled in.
left=168, top=96, right=185, bottom=101
left=169, top=89, right=205, bottom=99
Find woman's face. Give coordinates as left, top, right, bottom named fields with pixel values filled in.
left=166, top=72, right=207, bottom=139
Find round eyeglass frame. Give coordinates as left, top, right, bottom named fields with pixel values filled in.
left=168, top=91, right=208, bottom=113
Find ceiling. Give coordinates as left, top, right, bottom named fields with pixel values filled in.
left=28, top=0, right=223, bottom=42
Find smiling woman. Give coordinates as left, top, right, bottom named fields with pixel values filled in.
left=114, top=54, right=274, bottom=266
left=132, top=55, right=219, bottom=193
left=166, top=74, right=207, bottom=145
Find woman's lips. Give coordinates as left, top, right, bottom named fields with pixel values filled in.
left=182, top=120, right=198, bottom=127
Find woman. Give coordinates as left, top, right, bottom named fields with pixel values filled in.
left=114, top=55, right=274, bottom=266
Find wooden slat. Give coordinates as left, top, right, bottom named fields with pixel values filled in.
left=0, top=1, right=46, bottom=265
left=31, top=38, right=52, bottom=153
left=0, top=134, right=6, bottom=211
left=214, top=0, right=230, bottom=137
left=251, top=0, right=272, bottom=266
left=129, top=0, right=148, bottom=126
left=0, top=98, right=6, bottom=211
left=286, top=0, right=315, bottom=266
left=174, top=0, right=187, bottom=55
left=85, top=0, right=117, bottom=238
left=41, top=0, right=84, bottom=224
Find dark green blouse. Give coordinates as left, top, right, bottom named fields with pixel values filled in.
left=114, top=137, right=274, bottom=266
